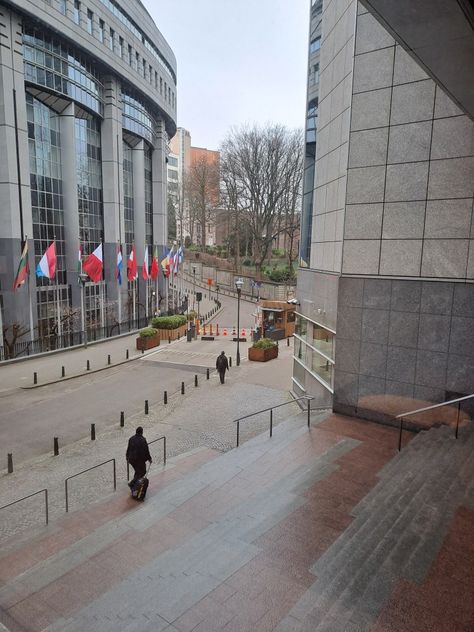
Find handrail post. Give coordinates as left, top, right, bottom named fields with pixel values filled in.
left=270, top=409, right=273, bottom=438
left=45, top=489, right=49, bottom=525
left=113, top=458, right=116, bottom=490
left=65, top=479, right=69, bottom=513
left=398, top=418, right=403, bottom=452
left=455, top=400, right=461, bottom=439
left=307, top=398, right=311, bottom=428
left=237, top=420, right=240, bottom=447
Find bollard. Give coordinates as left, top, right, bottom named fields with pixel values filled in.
left=33, top=371, right=37, bottom=385
left=145, top=399, right=149, bottom=415
left=108, top=354, right=111, bottom=365
left=168, top=336, right=171, bottom=344
left=86, top=360, right=90, bottom=371
left=229, top=356, right=232, bottom=368
left=91, top=423, right=96, bottom=440
left=126, top=349, right=129, bottom=360
left=53, top=437, right=59, bottom=456
left=7, top=453, right=13, bottom=474
left=142, top=348, right=144, bottom=355
left=164, top=390, right=168, bottom=405
left=120, top=411, right=124, bottom=427
left=61, top=365, right=65, bottom=378
left=206, top=368, right=210, bottom=380
left=194, top=374, right=198, bottom=387
left=287, top=337, right=290, bottom=347
left=181, top=382, right=185, bottom=395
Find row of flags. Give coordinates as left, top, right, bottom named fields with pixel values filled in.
left=13, top=241, right=184, bottom=290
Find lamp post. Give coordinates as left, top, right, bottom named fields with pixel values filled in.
left=235, top=277, right=243, bottom=366
left=78, top=273, right=88, bottom=348
left=192, top=265, right=196, bottom=312
left=216, top=285, right=220, bottom=306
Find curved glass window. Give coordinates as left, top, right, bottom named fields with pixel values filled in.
left=121, top=89, right=155, bottom=143
left=76, top=116, right=103, bottom=250
left=23, top=25, right=104, bottom=116
left=144, top=145, right=153, bottom=247
left=123, top=140, right=134, bottom=251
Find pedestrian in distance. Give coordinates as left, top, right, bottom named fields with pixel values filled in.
left=216, top=350, right=229, bottom=384
left=126, top=426, right=152, bottom=488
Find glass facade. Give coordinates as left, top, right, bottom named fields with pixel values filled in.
left=121, top=88, right=155, bottom=143
left=144, top=144, right=153, bottom=247
left=23, top=25, right=104, bottom=116
left=26, top=92, right=69, bottom=336
left=123, top=140, right=134, bottom=250
left=294, top=315, right=334, bottom=391
left=76, top=115, right=103, bottom=251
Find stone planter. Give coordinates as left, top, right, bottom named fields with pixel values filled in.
left=248, top=345, right=278, bottom=362
left=154, top=323, right=187, bottom=342
left=136, top=334, right=160, bottom=351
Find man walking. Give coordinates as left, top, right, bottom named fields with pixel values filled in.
left=216, top=350, right=229, bottom=384
left=126, top=426, right=152, bottom=487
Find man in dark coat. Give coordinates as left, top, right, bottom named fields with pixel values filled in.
left=126, top=426, right=152, bottom=486
left=216, top=351, right=229, bottom=384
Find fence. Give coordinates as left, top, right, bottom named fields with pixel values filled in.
left=0, top=489, right=49, bottom=528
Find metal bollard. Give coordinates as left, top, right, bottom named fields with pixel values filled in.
left=287, top=337, right=290, bottom=347
left=61, top=366, right=65, bottom=378
left=145, top=400, right=149, bottom=415
left=142, top=348, right=144, bottom=355
left=229, top=356, right=232, bottom=368
left=33, top=371, right=37, bottom=385
left=181, top=382, right=185, bottom=395
left=53, top=437, right=59, bottom=456
left=91, top=423, right=96, bottom=440
left=108, top=354, right=111, bottom=365
left=126, top=349, right=129, bottom=360
left=86, top=360, right=90, bottom=371
left=120, top=411, right=124, bottom=427
left=206, top=368, right=210, bottom=380
left=164, top=390, right=168, bottom=405
left=7, top=453, right=13, bottom=474
left=194, top=374, right=198, bottom=387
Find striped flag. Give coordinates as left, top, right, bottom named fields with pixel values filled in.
left=116, top=244, right=123, bottom=285
left=36, top=241, right=57, bottom=279
left=13, top=240, right=30, bottom=290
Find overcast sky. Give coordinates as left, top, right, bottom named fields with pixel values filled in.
left=143, top=0, right=309, bottom=150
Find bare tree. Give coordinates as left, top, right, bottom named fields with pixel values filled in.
left=220, top=124, right=303, bottom=279
left=2, top=322, right=31, bottom=359
left=187, top=154, right=219, bottom=250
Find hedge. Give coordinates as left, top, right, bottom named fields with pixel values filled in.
left=252, top=337, right=277, bottom=349
left=139, top=327, right=159, bottom=338
left=151, top=315, right=187, bottom=330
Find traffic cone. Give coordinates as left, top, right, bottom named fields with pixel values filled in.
left=223, top=328, right=228, bottom=336
left=209, top=324, right=213, bottom=336
left=232, top=326, right=236, bottom=336
left=241, top=328, right=246, bottom=337
left=203, top=324, right=207, bottom=336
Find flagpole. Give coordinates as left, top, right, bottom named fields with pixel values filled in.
left=117, top=242, right=122, bottom=327
left=27, top=274, right=34, bottom=343
left=133, top=278, right=137, bottom=325
left=100, top=282, right=105, bottom=330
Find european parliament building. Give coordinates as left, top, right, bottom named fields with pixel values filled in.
left=0, top=0, right=176, bottom=349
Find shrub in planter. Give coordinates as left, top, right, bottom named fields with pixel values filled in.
left=248, top=337, right=278, bottom=362
left=150, top=315, right=187, bottom=341
left=136, top=327, right=160, bottom=350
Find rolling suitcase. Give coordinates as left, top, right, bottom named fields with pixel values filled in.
left=130, top=463, right=151, bottom=502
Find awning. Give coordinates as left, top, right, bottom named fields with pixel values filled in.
left=262, top=307, right=284, bottom=312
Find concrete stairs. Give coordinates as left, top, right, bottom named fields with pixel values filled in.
left=277, top=421, right=474, bottom=631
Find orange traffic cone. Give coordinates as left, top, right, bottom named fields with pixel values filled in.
left=241, top=328, right=246, bottom=337
left=232, top=326, right=236, bottom=336
left=209, top=324, right=213, bottom=336
left=223, top=328, right=228, bottom=336
left=203, top=324, right=207, bottom=336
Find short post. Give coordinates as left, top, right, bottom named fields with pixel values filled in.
left=229, top=356, right=232, bottom=368
left=194, top=374, right=198, bottom=387
left=236, top=420, right=240, bottom=447
left=181, top=382, right=185, bottom=395
left=86, top=360, right=90, bottom=371
left=145, top=399, right=149, bottom=415
left=270, top=409, right=273, bottom=438
left=163, top=436, right=167, bottom=464
left=287, top=337, right=290, bottom=347
left=168, top=336, right=171, bottom=344
left=455, top=401, right=461, bottom=439
left=126, top=349, right=129, bottom=360
left=398, top=418, right=404, bottom=452
left=91, top=423, right=96, bottom=440
left=142, top=348, right=144, bottom=355
left=53, top=437, right=59, bottom=456
left=206, top=368, right=210, bottom=380
left=108, top=354, right=111, bottom=365
left=45, top=489, right=49, bottom=525
left=307, top=399, right=311, bottom=428
left=61, top=366, right=65, bottom=378
left=164, top=390, right=168, bottom=404
left=7, top=453, right=13, bottom=474
left=120, top=411, right=124, bottom=427
left=33, top=371, right=37, bottom=385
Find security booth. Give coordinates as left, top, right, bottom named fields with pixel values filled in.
left=260, top=301, right=296, bottom=340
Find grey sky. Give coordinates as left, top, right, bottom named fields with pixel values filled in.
left=144, top=0, right=309, bottom=150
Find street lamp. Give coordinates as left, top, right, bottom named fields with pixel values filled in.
left=192, top=266, right=196, bottom=312
left=78, top=272, right=88, bottom=348
left=235, top=277, right=244, bottom=366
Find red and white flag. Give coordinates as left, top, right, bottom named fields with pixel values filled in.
left=82, top=243, right=103, bottom=283
left=127, top=243, right=137, bottom=281
left=36, top=241, right=57, bottom=279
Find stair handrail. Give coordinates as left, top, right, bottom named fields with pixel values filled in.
left=395, top=393, right=474, bottom=451
left=233, top=396, right=326, bottom=447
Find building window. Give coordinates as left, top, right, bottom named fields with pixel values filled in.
left=98, top=19, right=104, bottom=42
left=310, top=36, right=321, bottom=54
left=119, top=36, right=124, bottom=58
left=154, top=70, right=158, bottom=89
left=306, top=98, right=318, bottom=143
left=58, top=0, right=67, bottom=15
left=86, top=9, right=93, bottom=34
left=149, top=64, right=153, bottom=83
left=310, top=62, right=319, bottom=86
left=109, top=28, right=114, bottom=51
left=135, top=51, right=139, bottom=70
left=128, top=44, right=132, bottom=65
left=164, top=81, right=167, bottom=101
left=142, top=58, right=146, bottom=77
left=73, top=0, right=80, bottom=25
left=123, top=140, right=134, bottom=251
left=144, top=144, right=153, bottom=246
left=159, top=77, right=163, bottom=94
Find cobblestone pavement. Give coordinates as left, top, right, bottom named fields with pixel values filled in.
left=0, top=339, right=301, bottom=543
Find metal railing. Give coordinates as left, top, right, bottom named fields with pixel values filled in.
left=0, top=489, right=49, bottom=527
left=126, top=435, right=167, bottom=481
left=233, top=396, right=314, bottom=447
left=396, top=393, right=474, bottom=451
left=65, top=458, right=116, bottom=512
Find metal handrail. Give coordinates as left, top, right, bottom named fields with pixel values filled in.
left=233, top=396, right=314, bottom=447
left=0, top=488, right=48, bottom=526
left=396, top=393, right=474, bottom=451
left=126, top=435, right=167, bottom=481
left=65, top=458, right=116, bottom=512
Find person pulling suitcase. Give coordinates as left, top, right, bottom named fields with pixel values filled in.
left=126, top=426, right=152, bottom=501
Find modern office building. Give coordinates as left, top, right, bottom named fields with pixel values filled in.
left=294, top=0, right=474, bottom=422
left=0, top=0, right=176, bottom=348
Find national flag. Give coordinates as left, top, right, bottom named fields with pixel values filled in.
left=142, top=245, right=149, bottom=281
left=161, top=248, right=170, bottom=278
left=36, top=241, right=57, bottom=279
left=77, top=242, right=82, bottom=276
left=168, top=245, right=175, bottom=276
left=13, top=240, right=29, bottom=290
left=82, top=243, right=103, bottom=282
left=127, top=243, right=137, bottom=281
left=116, top=244, right=123, bottom=285
left=150, top=246, right=159, bottom=280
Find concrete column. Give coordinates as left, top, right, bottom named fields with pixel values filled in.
left=0, top=7, right=36, bottom=333
left=152, top=118, right=168, bottom=306
left=101, top=76, right=123, bottom=309
left=59, top=102, right=80, bottom=312
left=132, top=140, right=146, bottom=318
